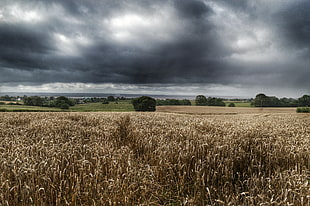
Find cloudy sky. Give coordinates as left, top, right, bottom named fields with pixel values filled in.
left=0, top=0, right=309, bottom=97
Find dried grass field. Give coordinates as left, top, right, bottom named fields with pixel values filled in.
left=156, top=105, right=297, bottom=114
left=0, top=112, right=309, bottom=205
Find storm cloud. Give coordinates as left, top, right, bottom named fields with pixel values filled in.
left=0, top=0, right=309, bottom=97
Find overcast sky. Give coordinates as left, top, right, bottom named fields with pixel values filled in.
left=0, top=0, right=309, bottom=97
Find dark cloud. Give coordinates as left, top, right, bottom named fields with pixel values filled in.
left=276, top=1, right=310, bottom=51
left=211, top=0, right=249, bottom=11
left=174, top=0, right=212, bottom=19
left=0, top=0, right=309, bottom=95
left=0, top=23, right=53, bottom=70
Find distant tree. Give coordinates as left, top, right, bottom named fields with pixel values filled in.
left=107, top=96, right=116, bottom=102
left=0, top=95, right=11, bottom=101
left=253, top=93, right=269, bottom=107
left=228, top=103, right=235, bottom=107
left=23, top=96, right=44, bottom=106
left=156, top=99, right=192, bottom=106
left=156, top=99, right=165, bottom=106
left=268, top=96, right=281, bottom=107
left=279, top=97, right=298, bottom=107
left=59, top=103, right=70, bottom=109
left=181, top=99, right=192, bottom=105
left=23, top=97, right=31, bottom=105
left=132, top=96, right=156, bottom=112
left=102, top=99, right=109, bottom=104
left=195, top=95, right=207, bottom=106
left=119, top=96, right=126, bottom=100
left=252, top=94, right=302, bottom=107
left=55, top=96, right=75, bottom=108
left=207, top=97, right=226, bottom=106
left=298, top=95, right=310, bottom=107
left=253, top=94, right=299, bottom=107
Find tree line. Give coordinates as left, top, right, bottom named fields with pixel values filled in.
left=0, top=95, right=18, bottom=101
left=23, top=96, right=75, bottom=109
left=2, top=93, right=309, bottom=112
left=16, top=96, right=130, bottom=109
left=252, top=94, right=310, bottom=107
left=195, top=95, right=226, bottom=106
left=156, top=99, right=191, bottom=106
left=81, top=96, right=128, bottom=104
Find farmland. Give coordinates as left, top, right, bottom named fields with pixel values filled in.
left=0, top=112, right=309, bottom=205
left=0, top=100, right=295, bottom=113
left=0, top=101, right=134, bottom=112
left=157, top=105, right=296, bottom=114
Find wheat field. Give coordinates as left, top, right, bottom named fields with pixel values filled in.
left=0, top=112, right=309, bottom=205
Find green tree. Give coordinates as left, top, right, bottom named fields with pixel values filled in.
left=253, top=94, right=299, bottom=107
left=195, top=95, right=207, bottom=106
left=102, top=99, right=109, bottom=104
left=253, top=93, right=269, bottom=107
left=132, top=96, right=156, bottom=112
left=156, top=99, right=191, bottom=106
left=107, top=96, right=116, bottom=102
left=298, top=95, right=310, bottom=107
left=228, top=103, right=235, bottom=107
left=59, top=103, right=70, bottom=109
left=23, top=96, right=43, bottom=106
left=207, top=97, right=226, bottom=106
left=55, top=96, right=75, bottom=108
left=181, top=99, right=192, bottom=105
left=268, top=96, right=281, bottom=107
left=279, top=98, right=298, bottom=107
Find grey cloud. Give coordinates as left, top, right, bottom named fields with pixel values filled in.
left=0, top=24, right=54, bottom=70
left=174, top=0, right=213, bottom=19
left=75, top=21, right=230, bottom=84
left=210, top=0, right=249, bottom=10
left=0, top=0, right=309, bottom=96
left=276, top=1, right=310, bottom=51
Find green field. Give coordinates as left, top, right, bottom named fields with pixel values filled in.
left=224, top=101, right=252, bottom=107
left=0, top=101, right=134, bottom=112
left=0, top=105, right=62, bottom=112
left=70, top=101, right=134, bottom=112
left=0, top=100, right=251, bottom=112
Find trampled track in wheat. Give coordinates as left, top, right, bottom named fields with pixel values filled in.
left=0, top=112, right=309, bottom=205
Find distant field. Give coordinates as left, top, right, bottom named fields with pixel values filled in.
left=157, top=105, right=296, bottom=114
left=0, top=104, right=62, bottom=112
left=0, top=101, right=21, bottom=104
left=70, top=101, right=134, bottom=112
left=224, top=101, right=252, bottom=107
left=0, top=101, right=297, bottom=114
left=0, top=101, right=134, bottom=112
